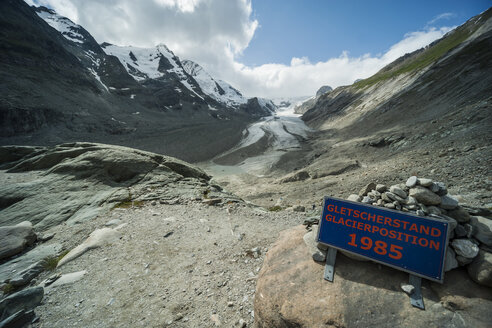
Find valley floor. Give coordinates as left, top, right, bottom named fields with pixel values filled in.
left=33, top=202, right=307, bottom=328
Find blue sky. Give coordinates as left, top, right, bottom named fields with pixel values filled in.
left=27, top=0, right=491, bottom=97
left=242, top=0, right=491, bottom=66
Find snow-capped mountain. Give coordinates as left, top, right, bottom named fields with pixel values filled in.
left=182, top=60, right=247, bottom=108
left=101, top=43, right=205, bottom=99
left=34, top=6, right=274, bottom=113
left=0, top=1, right=280, bottom=161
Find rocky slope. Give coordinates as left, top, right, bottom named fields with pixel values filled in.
left=219, top=8, right=490, bottom=211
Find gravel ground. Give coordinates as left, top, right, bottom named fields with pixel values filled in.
left=33, top=201, right=308, bottom=328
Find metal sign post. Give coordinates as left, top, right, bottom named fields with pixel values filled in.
left=323, top=248, right=337, bottom=282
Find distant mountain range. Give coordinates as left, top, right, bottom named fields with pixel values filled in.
left=0, top=0, right=275, bottom=162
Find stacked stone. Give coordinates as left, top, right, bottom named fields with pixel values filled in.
left=346, top=176, right=492, bottom=287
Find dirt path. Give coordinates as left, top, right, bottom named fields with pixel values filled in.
left=34, top=201, right=309, bottom=328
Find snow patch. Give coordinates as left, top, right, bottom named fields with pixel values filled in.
left=182, top=60, right=247, bottom=108
left=88, top=68, right=108, bottom=92
left=36, top=8, right=85, bottom=44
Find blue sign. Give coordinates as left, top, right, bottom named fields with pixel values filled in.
left=317, top=197, right=449, bottom=282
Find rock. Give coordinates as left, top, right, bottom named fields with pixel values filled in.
left=279, top=170, right=310, bottom=183
left=0, top=243, right=62, bottom=284
left=367, top=190, right=381, bottom=199
left=389, top=185, right=407, bottom=199
left=375, top=184, right=387, bottom=193
left=418, top=178, right=433, bottom=187
left=409, top=186, right=441, bottom=205
left=440, top=195, right=459, bottom=210
left=406, top=196, right=417, bottom=205
left=38, top=232, right=55, bottom=242
left=347, top=194, right=361, bottom=202
left=0, top=309, right=36, bottom=328
left=400, top=283, right=415, bottom=295
left=303, top=217, right=319, bottom=227
left=0, top=287, right=44, bottom=322
left=451, top=239, right=479, bottom=259
left=0, top=221, right=37, bottom=261
left=454, top=225, right=467, bottom=238
left=0, top=143, right=227, bottom=232
left=433, top=182, right=448, bottom=196
left=361, top=196, right=373, bottom=204
left=57, top=228, right=121, bottom=267
left=105, top=219, right=122, bottom=227
left=405, top=176, right=418, bottom=188
left=42, top=271, right=87, bottom=289
left=381, top=192, right=392, bottom=202
left=447, top=206, right=471, bottom=223
left=416, top=210, right=425, bottom=216
left=238, top=318, right=247, bottom=328
left=358, top=183, right=376, bottom=197
left=255, top=225, right=492, bottom=328
left=444, top=248, right=459, bottom=272
left=467, top=250, right=492, bottom=287
left=202, top=198, right=222, bottom=206
left=456, top=255, right=473, bottom=266
left=384, top=203, right=396, bottom=209
left=427, top=206, right=441, bottom=215
left=292, top=205, right=305, bottom=212
left=303, top=231, right=327, bottom=262
left=9, top=261, right=44, bottom=287
left=469, top=216, right=492, bottom=246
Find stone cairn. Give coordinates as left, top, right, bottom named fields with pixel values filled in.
left=304, top=176, right=492, bottom=287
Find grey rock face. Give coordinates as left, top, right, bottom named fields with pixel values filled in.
left=470, top=216, right=492, bottom=246
left=409, top=186, right=441, bottom=205
left=418, top=178, right=433, bottom=187
left=467, top=250, right=492, bottom=287
left=9, top=261, right=45, bottom=287
left=347, top=194, right=361, bottom=202
left=451, top=239, right=479, bottom=259
left=0, top=221, right=37, bottom=261
left=447, top=206, right=471, bottom=223
left=280, top=170, right=310, bottom=183
left=0, top=244, right=62, bottom=284
left=444, top=248, right=459, bottom=272
left=358, top=183, right=376, bottom=197
left=389, top=185, right=407, bottom=199
left=440, top=195, right=459, bottom=210
left=375, top=184, right=387, bottom=193
left=405, top=176, right=418, bottom=188
left=0, top=143, right=237, bottom=232
left=315, top=85, right=333, bottom=97
left=0, top=287, right=44, bottom=321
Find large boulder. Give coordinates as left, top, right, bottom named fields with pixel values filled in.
left=255, top=225, right=492, bottom=328
left=0, top=143, right=234, bottom=231
left=467, top=250, right=492, bottom=287
left=0, top=221, right=36, bottom=261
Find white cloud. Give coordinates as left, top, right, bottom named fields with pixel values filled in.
left=428, top=12, right=455, bottom=25
left=26, top=0, right=455, bottom=98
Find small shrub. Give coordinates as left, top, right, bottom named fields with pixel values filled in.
left=1, top=283, right=15, bottom=295
left=268, top=205, right=282, bottom=212
left=43, top=250, right=70, bottom=271
left=113, top=200, right=144, bottom=209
